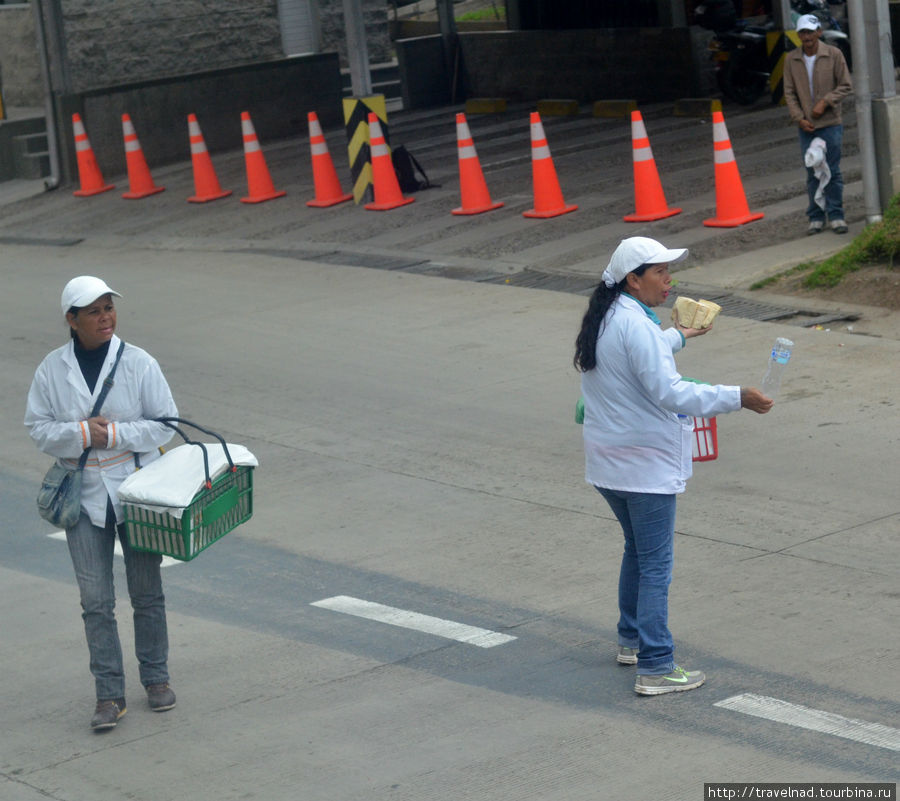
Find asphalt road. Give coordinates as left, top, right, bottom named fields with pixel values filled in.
left=0, top=222, right=897, bottom=800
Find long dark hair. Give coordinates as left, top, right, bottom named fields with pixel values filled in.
left=573, top=264, right=648, bottom=372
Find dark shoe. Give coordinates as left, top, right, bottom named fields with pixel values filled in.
left=146, top=682, right=176, bottom=712
left=830, top=219, right=849, bottom=234
left=91, top=698, right=126, bottom=731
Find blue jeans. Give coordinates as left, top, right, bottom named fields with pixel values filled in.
left=596, top=487, right=676, bottom=675
left=799, top=125, right=844, bottom=223
left=66, top=511, right=169, bottom=700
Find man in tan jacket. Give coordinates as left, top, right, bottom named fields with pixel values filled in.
left=783, top=13, right=853, bottom=235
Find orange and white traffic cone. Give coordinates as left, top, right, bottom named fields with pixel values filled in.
left=703, top=110, right=764, bottom=228
left=452, top=112, right=503, bottom=216
left=240, top=111, right=286, bottom=204
left=71, top=113, right=114, bottom=197
left=121, top=114, right=165, bottom=199
left=523, top=112, right=577, bottom=218
left=187, top=114, right=231, bottom=203
left=624, top=110, right=681, bottom=222
left=306, top=111, right=352, bottom=208
left=364, top=112, right=414, bottom=211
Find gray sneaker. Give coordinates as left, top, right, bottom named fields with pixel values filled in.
left=807, top=220, right=825, bottom=235
left=634, top=666, right=706, bottom=696
left=91, top=698, right=126, bottom=731
left=146, top=682, right=176, bottom=712
left=830, top=219, right=848, bottom=234
left=616, top=645, right=638, bottom=665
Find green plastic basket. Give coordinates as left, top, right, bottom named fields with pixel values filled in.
left=123, top=465, right=253, bottom=561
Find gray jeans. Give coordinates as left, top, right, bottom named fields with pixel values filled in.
left=66, top=510, right=169, bottom=700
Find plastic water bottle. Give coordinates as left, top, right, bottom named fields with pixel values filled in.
left=761, top=337, right=794, bottom=399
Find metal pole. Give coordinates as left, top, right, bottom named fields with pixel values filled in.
left=772, top=0, right=793, bottom=29
left=342, top=0, right=373, bottom=97
left=31, top=0, right=60, bottom=190
left=848, top=0, right=883, bottom=223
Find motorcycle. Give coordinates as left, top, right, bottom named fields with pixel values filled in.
left=700, top=0, right=852, bottom=106
left=707, top=18, right=774, bottom=106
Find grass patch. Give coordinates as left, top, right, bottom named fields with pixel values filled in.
left=803, top=194, right=900, bottom=288
left=750, top=194, right=900, bottom=291
left=458, top=6, right=505, bottom=21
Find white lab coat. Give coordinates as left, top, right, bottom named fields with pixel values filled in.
left=581, top=294, right=741, bottom=494
left=25, top=334, right=177, bottom=527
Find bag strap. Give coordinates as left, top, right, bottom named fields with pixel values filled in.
left=77, top=341, right=126, bottom=470
left=405, top=148, right=431, bottom=188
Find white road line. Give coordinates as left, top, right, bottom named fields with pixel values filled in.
left=715, top=693, right=900, bottom=753
left=48, top=531, right=182, bottom=568
left=310, top=595, right=517, bottom=648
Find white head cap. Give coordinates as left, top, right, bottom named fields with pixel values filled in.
left=796, top=13, right=821, bottom=32
left=61, top=276, right=122, bottom=313
left=601, top=237, right=688, bottom=288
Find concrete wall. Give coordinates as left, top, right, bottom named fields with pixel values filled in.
left=0, top=6, right=44, bottom=106
left=460, top=29, right=710, bottom=102
left=56, top=0, right=285, bottom=93
left=397, top=27, right=715, bottom=109
left=55, top=53, right=343, bottom=184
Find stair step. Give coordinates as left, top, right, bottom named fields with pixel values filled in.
left=13, top=131, right=49, bottom=155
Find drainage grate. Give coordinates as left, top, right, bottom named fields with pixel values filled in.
left=228, top=248, right=858, bottom=326
left=0, top=235, right=83, bottom=247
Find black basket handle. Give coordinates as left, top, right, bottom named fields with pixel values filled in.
left=154, top=417, right=236, bottom=489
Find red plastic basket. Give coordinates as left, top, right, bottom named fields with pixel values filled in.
left=692, top=416, right=718, bottom=462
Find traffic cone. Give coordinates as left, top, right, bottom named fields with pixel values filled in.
left=71, top=113, right=114, bottom=197
left=623, top=110, right=681, bottom=222
left=121, top=114, right=165, bottom=199
left=187, top=114, right=231, bottom=203
left=364, top=113, right=414, bottom=211
left=523, top=112, right=577, bottom=218
left=703, top=110, right=764, bottom=228
left=452, top=112, right=503, bottom=215
left=240, top=111, right=286, bottom=204
left=306, top=111, right=352, bottom=208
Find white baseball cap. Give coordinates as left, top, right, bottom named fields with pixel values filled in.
left=602, top=237, right=688, bottom=288
left=796, top=13, right=821, bottom=32
left=61, top=276, right=122, bottom=313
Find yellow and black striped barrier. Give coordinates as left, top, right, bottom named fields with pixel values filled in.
left=342, top=95, right=388, bottom=205
left=768, top=30, right=801, bottom=105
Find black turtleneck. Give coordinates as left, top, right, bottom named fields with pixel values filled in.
left=73, top=338, right=111, bottom=394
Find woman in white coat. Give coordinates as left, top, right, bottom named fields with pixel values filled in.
left=573, top=238, right=772, bottom=696
left=25, top=276, right=179, bottom=730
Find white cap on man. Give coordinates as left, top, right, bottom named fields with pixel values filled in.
left=796, top=13, right=822, bottom=32
left=61, top=276, right=122, bottom=313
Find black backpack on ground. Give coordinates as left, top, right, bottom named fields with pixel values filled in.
left=392, top=145, right=435, bottom=192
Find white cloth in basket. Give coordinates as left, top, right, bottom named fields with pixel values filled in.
left=118, top=443, right=258, bottom=518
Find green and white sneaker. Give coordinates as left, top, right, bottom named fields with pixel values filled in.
left=634, top=665, right=705, bottom=696
left=616, top=646, right=638, bottom=665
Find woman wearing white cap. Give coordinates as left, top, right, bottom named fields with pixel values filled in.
left=25, top=276, right=178, bottom=730
left=573, top=238, right=772, bottom=695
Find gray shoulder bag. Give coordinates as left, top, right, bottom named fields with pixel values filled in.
left=36, top=341, right=126, bottom=528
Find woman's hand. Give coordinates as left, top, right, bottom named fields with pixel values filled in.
left=87, top=416, right=109, bottom=448
left=677, top=323, right=712, bottom=339
left=740, top=387, right=774, bottom=414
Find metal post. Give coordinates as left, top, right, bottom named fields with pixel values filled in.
left=771, top=0, right=793, bottom=29
left=436, top=0, right=458, bottom=99
left=31, top=0, right=61, bottom=189
left=342, top=0, right=373, bottom=97
left=848, top=0, right=884, bottom=222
